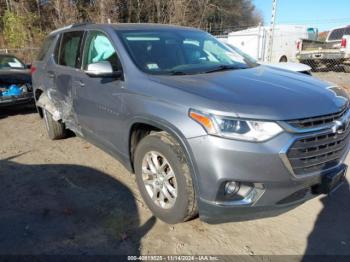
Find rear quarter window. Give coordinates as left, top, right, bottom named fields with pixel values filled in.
left=328, top=27, right=350, bottom=41
left=37, top=35, right=55, bottom=61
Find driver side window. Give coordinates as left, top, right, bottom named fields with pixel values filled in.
left=83, top=31, right=122, bottom=72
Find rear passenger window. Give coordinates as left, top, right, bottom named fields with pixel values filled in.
left=58, top=31, right=84, bottom=68
left=328, top=27, right=350, bottom=41
left=37, top=35, right=55, bottom=61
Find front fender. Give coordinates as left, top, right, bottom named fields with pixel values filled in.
left=127, top=116, right=202, bottom=197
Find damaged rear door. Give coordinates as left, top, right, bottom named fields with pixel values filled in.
left=53, top=30, right=85, bottom=132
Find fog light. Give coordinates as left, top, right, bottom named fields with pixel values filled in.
left=224, top=181, right=240, bottom=195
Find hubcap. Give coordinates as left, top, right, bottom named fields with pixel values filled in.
left=141, top=151, right=177, bottom=209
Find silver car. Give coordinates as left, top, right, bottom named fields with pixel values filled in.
left=32, top=23, right=350, bottom=224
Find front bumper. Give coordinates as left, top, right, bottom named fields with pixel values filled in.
left=0, top=92, right=34, bottom=107
left=187, top=131, right=349, bottom=223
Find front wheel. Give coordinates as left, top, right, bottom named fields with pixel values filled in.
left=134, top=132, right=198, bottom=224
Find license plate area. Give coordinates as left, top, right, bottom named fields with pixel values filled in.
left=312, top=165, right=347, bottom=194
left=312, top=53, right=323, bottom=59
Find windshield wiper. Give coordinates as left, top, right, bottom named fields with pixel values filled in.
left=169, top=70, right=189, bottom=75
left=203, top=65, right=243, bottom=73
left=168, top=65, right=245, bottom=75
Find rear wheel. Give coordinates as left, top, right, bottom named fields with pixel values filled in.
left=134, top=132, right=198, bottom=224
left=43, top=108, right=66, bottom=140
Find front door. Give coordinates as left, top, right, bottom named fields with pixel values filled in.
left=74, top=30, right=126, bottom=155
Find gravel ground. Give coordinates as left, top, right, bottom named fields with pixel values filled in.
left=0, top=73, right=350, bottom=257
left=314, top=72, right=350, bottom=91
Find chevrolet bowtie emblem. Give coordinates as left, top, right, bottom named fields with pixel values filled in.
left=332, top=119, right=347, bottom=134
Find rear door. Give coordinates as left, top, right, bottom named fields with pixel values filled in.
left=53, top=30, right=85, bottom=132
left=73, top=30, right=125, bottom=154
left=33, top=34, right=57, bottom=98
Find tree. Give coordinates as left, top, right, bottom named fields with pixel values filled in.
left=0, top=0, right=262, bottom=60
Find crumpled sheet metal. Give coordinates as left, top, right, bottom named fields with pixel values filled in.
left=37, top=89, right=82, bottom=136
left=36, top=92, right=61, bottom=121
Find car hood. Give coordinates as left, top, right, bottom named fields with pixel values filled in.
left=260, top=62, right=311, bottom=73
left=148, top=66, right=349, bottom=120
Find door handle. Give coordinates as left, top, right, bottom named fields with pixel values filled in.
left=74, top=80, right=85, bottom=87
left=47, top=71, right=55, bottom=78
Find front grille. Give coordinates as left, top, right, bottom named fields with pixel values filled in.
left=287, top=107, right=348, bottom=129
left=286, top=125, right=350, bottom=175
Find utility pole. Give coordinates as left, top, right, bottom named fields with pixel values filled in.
left=267, top=0, right=277, bottom=62
left=5, top=0, right=11, bottom=11
left=36, top=0, right=42, bottom=31
left=99, top=0, right=106, bottom=23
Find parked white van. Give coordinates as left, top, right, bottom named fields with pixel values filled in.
left=220, top=25, right=318, bottom=63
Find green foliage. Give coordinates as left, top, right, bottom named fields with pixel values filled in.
left=2, top=10, right=43, bottom=48
left=0, top=0, right=262, bottom=48
left=3, top=10, right=26, bottom=48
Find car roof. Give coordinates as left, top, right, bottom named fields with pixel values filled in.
left=50, top=23, right=202, bottom=35
left=0, top=54, right=18, bottom=58
left=0, top=54, right=23, bottom=61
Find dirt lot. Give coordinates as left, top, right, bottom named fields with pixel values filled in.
left=314, top=72, right=350, bottom=91
left=0, top=73, right=350, bottom=257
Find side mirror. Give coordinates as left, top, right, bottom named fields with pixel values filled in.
left=26, top=64, right=32, bottom=69
left=85, top=61, right=122, bottom=78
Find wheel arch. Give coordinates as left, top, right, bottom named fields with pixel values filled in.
left=34, top=88, right=44, bottom=117
left=279, top=55, right=288, bottom=62
left=128, top=117, right=200, bottom=194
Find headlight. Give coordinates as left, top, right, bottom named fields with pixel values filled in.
left=189, top=109, right=283, bottom=142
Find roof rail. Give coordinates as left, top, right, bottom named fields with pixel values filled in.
left=49, top=22, right=94, bottom=35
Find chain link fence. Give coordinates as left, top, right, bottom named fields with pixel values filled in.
left=214, top=24, right=350, bottom=73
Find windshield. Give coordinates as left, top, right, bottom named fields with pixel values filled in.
left=117, top=29, right=257, bottom=75
left=225, top=43, right=258, bottom=63
left=0, top=55, right=25, bottom=69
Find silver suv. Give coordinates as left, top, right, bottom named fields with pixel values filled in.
left=32, top=23, right=350, bottom=224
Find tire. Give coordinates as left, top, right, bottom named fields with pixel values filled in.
left=42, top=108, right=66, bottom=140
left=344, top=65, right=350, bottom=73
left=134, top=131, right=198, bottom=224
left=302, top=60, right=318, bottom=72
